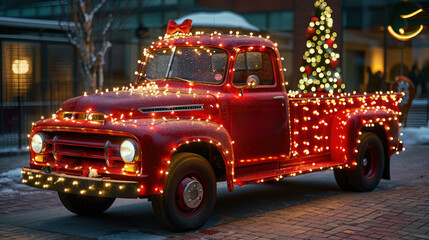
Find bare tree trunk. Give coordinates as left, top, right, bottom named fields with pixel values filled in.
left=97, top=14, right=112, bottom=90
left=80, top=63, right=90, bottom=91
left=98, top=61, right=104, bottom=90
left=90, top=71, right=97, bottom=90
left=60, top=0, right=111, bottom=92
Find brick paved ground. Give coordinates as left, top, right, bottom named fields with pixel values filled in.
left=174, top=146, right=429, bottom=240
left=0, top=190, right=61, bottom=215
left=0, top=153, right=63, bottom=215
left=178, top=183, right=429, bottom=240
left=0, top=224, right=88, bottom=240
left=0, top=153, right=73, bottom=239
left=0, top=146, right=428, bottom=239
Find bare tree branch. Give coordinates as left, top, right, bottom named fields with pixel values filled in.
left=90, top=0, right=106, bottom=19
left=102, top=14, right=113, bottom=36
left=69, top=1, right=80, bottom=32
left=59, top=0, right=137, bottom=91
left=91, top=40, right=111, bottom=72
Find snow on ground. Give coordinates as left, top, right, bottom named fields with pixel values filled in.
left=0, top=168, right=21, bottom=183
left=0, top=168, right=25, bottom=194
left=0, top=167, right=48, bottom=195
left=410, top=99, right=429, bottom=106
left=401, top=125, right=429, bottom=146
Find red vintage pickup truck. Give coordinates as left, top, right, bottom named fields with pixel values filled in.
left=22, top=32, right=403, bottom=231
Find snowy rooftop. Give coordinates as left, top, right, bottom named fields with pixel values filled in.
left=175, top=11, right=260, bottom=32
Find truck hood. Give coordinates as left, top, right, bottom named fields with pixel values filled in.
left=60, top=87, right=219, bottom=117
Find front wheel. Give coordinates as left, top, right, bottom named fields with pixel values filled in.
left=58, top=192, right=115, bottom=216
left=334, top=132, right=384, bottom=192
left=151, top=153, right=216, bottom=231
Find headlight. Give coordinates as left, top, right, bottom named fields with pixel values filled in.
left=120, top=139, right=138, bottom=163
left=31, top=133, right=45, bottom=153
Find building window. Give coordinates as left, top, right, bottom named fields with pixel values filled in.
left=47, top=45, right=74, bottom=101
left=2, top=42, right=41, bottom=102
left=243, top=13, right=267, bottom=30
left=268, top=11, right=293, bottom=31
left=243, top=11, right=294, bottom=31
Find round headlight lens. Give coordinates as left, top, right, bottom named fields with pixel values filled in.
left=31, top=133, right=44, bottom=153
left=120, top=139, right=137, bottom=163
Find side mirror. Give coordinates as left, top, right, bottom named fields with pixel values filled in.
left=246, top=75, right=260, bottom=88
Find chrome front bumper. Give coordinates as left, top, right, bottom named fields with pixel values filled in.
left=21, top=167, right=139, bottom=198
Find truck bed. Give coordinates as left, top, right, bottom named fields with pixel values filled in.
left=288, top=92, right=401, bottom=158
left=235, top=92, right=402, bottom=186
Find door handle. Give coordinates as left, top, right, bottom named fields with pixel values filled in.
left=273, top=96, right=285, bottom=100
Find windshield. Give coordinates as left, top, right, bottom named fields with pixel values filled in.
left=140, top=47, right=228, bottom=84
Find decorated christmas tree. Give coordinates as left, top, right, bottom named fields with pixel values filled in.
left=298, top=0, right=344, bottom=94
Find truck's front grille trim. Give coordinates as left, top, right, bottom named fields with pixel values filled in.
left=58, top=112, right=105, bottom=122
left=138, top=104, right=204, bottom=113
left=41, top=132, right=124, bottom=164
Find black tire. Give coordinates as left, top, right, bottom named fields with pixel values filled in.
left=334, top=133, right=384, bottom=192
left=151, top=153, right=216, bottom=231
left=333, top=168, right=353, bottom=191
left=58, top=192, right=115, bottom=216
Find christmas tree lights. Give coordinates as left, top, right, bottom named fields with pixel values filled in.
left=298, top=0, right=344, bottom=94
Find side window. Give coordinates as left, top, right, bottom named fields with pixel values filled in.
left=232, top=51, right=275, bottom=86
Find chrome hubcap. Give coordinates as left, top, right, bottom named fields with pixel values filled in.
left=183, top=179, right=204, bottom=209
left=363, top=158, right=368, bottom=167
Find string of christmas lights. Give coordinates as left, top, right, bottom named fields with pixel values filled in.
left=24, top=25, right=404, bottom=195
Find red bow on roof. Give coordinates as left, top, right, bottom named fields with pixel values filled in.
left=166, top=19, right=192, bottom=35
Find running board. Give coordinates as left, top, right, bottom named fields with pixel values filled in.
left=234, top=155, right=346, bottom=186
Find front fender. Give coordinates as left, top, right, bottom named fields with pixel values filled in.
left=330, top=108, right=401, bottom=166
left=110, top=118, right=234, bottom=195
left=153, top=119, right=234, bottom=193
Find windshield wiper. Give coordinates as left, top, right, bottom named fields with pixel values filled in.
left=165, top=77, right=193, bottom=83
left=139, top=76, right=162, bottom=83
left=138, top=75, right=149, bottom=82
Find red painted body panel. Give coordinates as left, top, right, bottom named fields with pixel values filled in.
left=26, top=35, right=402, bottom=198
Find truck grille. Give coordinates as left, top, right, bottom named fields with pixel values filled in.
left=138, top=104, right=204, bottom=113
left=41, top=131, right=127, bottom=168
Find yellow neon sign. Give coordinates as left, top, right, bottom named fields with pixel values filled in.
left=388, top=0, right=424, bottom=41
left=400, top=8, right=423, bottom=19
left=387, top=25, right=423, bottom=41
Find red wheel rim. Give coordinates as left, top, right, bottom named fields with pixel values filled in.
left=175, top=171, right=207, bottom=217
left=362, top=146, right=379, bottom=179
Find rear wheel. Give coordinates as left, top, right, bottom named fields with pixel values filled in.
left=58, top=192, right=115, bottom=216
left=334, top=133, right=384, bottom=192
left=151, top=153, right=216, bottom=231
